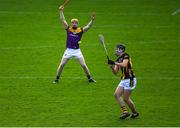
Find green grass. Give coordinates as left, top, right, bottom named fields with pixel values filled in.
left=0, top=0, right=180, bottom=126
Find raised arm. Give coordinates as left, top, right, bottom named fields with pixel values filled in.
left=59, top=5, right=68, bottom=29
left=83, top=12, right=96, bottom=33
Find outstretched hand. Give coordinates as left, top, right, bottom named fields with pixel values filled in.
left=91, top=12, right=96, bottom=20
left=59, top=5, right=64, bottom=11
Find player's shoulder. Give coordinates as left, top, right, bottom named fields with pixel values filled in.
left=123, top=53, right=130, bottom=59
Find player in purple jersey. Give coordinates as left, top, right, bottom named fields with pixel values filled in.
left=53, top=4, right=96, bottom=84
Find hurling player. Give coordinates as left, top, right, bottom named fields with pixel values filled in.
left=108, top=44, right=139, bottom=119
left=53, top=4, right=96, bottom=84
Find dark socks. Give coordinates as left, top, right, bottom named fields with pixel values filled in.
left=87, top=75, right=91, bottom=79
left=56, top=76, right=60, bottom=80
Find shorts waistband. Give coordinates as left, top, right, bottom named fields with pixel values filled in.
left=67, top=47, right=79, bottom=50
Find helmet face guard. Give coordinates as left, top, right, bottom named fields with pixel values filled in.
left=115, top=44, right=126, bottom=55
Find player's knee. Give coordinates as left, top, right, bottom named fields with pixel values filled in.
left=60, top=62, right=66, bottom=66
left=114, top=92, right=119, bottom=99
left=123, top=97, right=129, bottom=102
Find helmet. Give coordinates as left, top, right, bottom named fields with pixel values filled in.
left=71, top=18, right=79, bottom=23
left=116, top=44, right=126, bottom=52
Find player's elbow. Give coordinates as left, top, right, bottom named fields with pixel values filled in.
left=83, top=27, right=89, bottom=32
left=61, top=19, right=66, bottom=23
left=113, top=70, right=118, bottom=75
left=114, top=92, right=119, bottom=99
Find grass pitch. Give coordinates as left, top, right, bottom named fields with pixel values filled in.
left=0, top=0, right=180, bottom=126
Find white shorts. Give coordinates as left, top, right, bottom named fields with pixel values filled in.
left=62, top=48, right=83, bottom=59
left=118, top=78, right=137, bottom=90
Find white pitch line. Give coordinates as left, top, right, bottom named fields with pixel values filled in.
left=0, top=45, right=101, bottom=50
left=0, top=39, right=177, bottom=49
left=171, top=9, right=180, bottom=15
left=0, top=24, right=172, bottom=29
left=0, top=76, right=53, bottom=79
left=95, top=25, right=172, bottom=29
left=0, top=40, right=178, bottom=50
left=0, top=46, right=56, bottom=50
left=138, top=39, right=179, bottom=44
left=66, top=12, right=162, bottom=16
left=0, top=11, right=163, bottom=16
left=0, top=76, right=179, bottom=80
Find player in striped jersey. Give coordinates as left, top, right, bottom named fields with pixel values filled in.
left=108, top=44, right=139, bottom=119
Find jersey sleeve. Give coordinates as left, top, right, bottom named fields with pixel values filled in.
left=123, top=53, right=130, bottom=59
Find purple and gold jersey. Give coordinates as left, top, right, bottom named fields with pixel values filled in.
left=65, top=26, right=83, bottom=49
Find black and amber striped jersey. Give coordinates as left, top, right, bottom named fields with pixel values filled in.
left=116, top=53, right=135, bottom=80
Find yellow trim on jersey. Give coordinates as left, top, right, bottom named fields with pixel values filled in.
left=68, top=27, right=82, bottom=33
left=129, top=58, right=132, bottom=66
